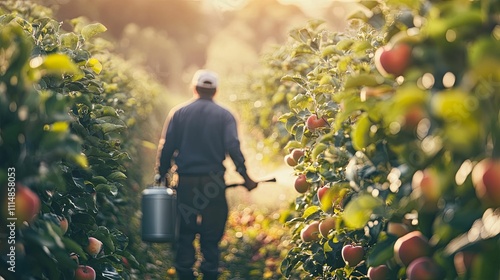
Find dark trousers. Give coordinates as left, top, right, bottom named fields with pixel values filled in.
left=174, top=173, right=228, bottom=280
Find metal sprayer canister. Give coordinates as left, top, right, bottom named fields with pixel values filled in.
left=141, top=186, right=178, bottom=243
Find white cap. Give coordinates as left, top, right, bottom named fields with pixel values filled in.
left=192, top=69, right=218, bottom=89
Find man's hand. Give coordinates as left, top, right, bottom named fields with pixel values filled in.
left=244, top=176, right=258, bottom=191
left=154, top=174, right=162, bottom=185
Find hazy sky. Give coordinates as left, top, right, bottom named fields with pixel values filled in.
left=205, top=0, right=338, bottom=16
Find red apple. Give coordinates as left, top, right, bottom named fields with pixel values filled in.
left=59, top=216, right=69, bottom=235
left=306, top=115, right=328, bottom=131
left=319, top=216, right=337, bottom=238
left=75, top=265, right=96, bottom=280
left=294, top=174, right=311, bottom=193
left=471, top=158, right=500, bottom=207
left=15, top=184, right=41, bottom=225
left=121, top=256, right=130, bottom=268
left=402, top=106, right=426, bottom=131
left=85, top=237, right=103, bottom=257
left=284, top=155, right=297, bottom=167
left=394, top=231, right=431, bottom=266
left=300, top=221, right=320, bottom=242
left=317, top=185, right=330, bottom=203
left=406, top=257, right=443, bottom=280
left=341, top=244, right=364, bottom=267
left=411, top=168, right=443, bottom=204
left=291, top=149, right=304, bottom=162
left=367, top=264, right=389, bottom=280
left=374, top=43, right=412, bottom=77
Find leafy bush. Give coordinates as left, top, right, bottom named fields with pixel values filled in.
left=0, top=2, right=172, bottom=279
left=247, top=0, right=500, bottom=279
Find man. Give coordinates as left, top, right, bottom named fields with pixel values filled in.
left=155, top=69, right=258, bottom=280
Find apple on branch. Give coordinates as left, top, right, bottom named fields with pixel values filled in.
left=367, top=264, right=389, bottom=280
left=374, top=43, right=412, bottom=77
left=285, top=149, right=305, bottom=167
left=411, top=168, right=447, bottom=210
left=394, top=231, right=431, bottom=267
left=300, top=221, right=320, bottom=242
left=319, top=216, right=337, bottom=238
left=406, top=257, right=443, bottom=280
left=341, top=244, right=364, bottom=267
left=471, top=158, right=500, bottom=207
left=85, top=237, right=103, bottom=257
left=75, top=265, right=96, bottom=280
left=58, top=216, right=69, bottom=235
left=294, top=174, right=311, bottom=193
left=306, top=114, right=328, bottom=132
left=14, top=184, right=41, bottom=225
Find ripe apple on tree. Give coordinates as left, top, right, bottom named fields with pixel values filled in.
left=471, top=158, right=500, bottom=207
left=294, top=174, right=311, bottom=193
left=402, top=105, right=426, bottom=131
left=374, top=43, right=412, bottom=77
left=306, top=114, right=328, bottom=131
left=285, top=148, right=305, bottom=167
left=317, top=185, right=330, bottom=206
left=406, top=257, right=443, bottom=280
left=300, top=221, right=320, bottom=242
left=393, top=231, right=431, bottom=266
left=367, top=264, right=389, bottom=280
left=58, top=216, right=69, bottom=235
left=75, top=265, right=96, bottom=280
left=341, top=244, right=364, bottom=267
left=319, top=216, right=337, bottom=238
left=411, top=168, right=448, bottom=210
left=85, top=237, right=103, bottom=257
left=317, top=183, right=349, bottom=211
left=14, top=184, right=41, bottom=225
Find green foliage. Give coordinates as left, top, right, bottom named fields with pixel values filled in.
left=250, top=0, right=500, bottom=279
left=0, top=2, right=171, bottom=279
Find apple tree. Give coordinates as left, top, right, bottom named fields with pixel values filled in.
left=0, top=2, right=169, bottom=279
left=248, top=0, right=500, bottom=279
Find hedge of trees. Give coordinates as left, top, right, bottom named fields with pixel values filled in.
left=242, top=0, right=500, bottom=279
left=0, top=2, right=172, bottom=279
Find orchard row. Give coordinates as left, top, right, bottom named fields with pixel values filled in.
left=261, top=0, right=500, bottom=279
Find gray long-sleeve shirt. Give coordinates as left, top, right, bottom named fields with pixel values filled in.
left=156, top=97, right=247, bottom=177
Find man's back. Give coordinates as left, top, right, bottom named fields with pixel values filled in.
left=171, top=98, right=234, bottom=175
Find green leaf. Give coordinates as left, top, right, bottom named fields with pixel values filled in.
left=324, top=240, right=333, bottom=252
left=90, top=226, right=115, bottom=253
left=292, top=43, right=314, bottom=57
left=95, top=184, right=118, bottom=196
left=366, top=235, right=397, bottom=266
left=38, top=53, right=81, bottom=75
left=81, top=23, right=107, bottom=41
left=59, top=32, right=79, bottom=49
left=344, top=74, right=382, bottom=89
left=62, top=237, right=88, bottom=261
left=86, top=57, right=103, bottom=74
left=351, top=113, right=372, bottom=151
left=281, top=75, right=307, bottom=87
left=98, top=123, right=126, bottom=134
left=343, top=194, right=384, bottom=229
left=302, top=205, right=321, bottom=218
left=107, top=171, right=127, bottom=181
